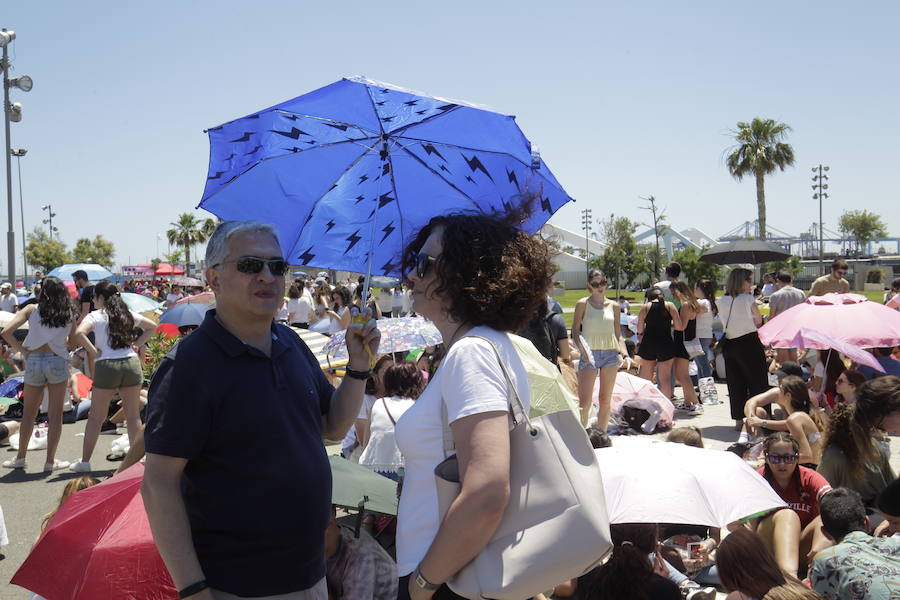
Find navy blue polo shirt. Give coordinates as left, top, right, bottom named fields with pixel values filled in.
left=144, top=309, right=334, bottom=596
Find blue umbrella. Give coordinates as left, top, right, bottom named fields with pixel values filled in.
left=198, top=76, right=574, bottom=276
left=159, top=303, right=210, bottom=327
left=121, top=292, right=163, bottom=313
left=47, top=263, right=113, bottom=281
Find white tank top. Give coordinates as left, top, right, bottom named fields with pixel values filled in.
left=718, top=294, right=758, bottom=339
left=24, top=307, right=72, bottom=358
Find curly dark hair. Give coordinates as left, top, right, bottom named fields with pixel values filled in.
left=93, top=280, right=136, bottom=350
left=37, top=276, right=78, bottom=328
left=331, top=286, right=351, bottom=310
left=823, top=376, right=900, bottom=480
left=382, top=361, right=425, bottom=399
left=400, top=203, right=555, bottom=332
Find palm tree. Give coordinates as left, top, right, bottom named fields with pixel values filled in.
left=166, top=213, right=217, bottom=276
left=725, top=118, right=795, bottom=240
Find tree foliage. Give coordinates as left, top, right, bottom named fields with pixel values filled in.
left=725, top=118, right=795, bottom=240
left=639, top=195, right=668, bottom=279
left=594, top=214, right=645, bottom=291
left=71, top=235, right=115, bottom=267
left=763, top=255, right=803, bottom=277
left=167, top=213, right=217, bottom=276
left=25, top=228, right=71, bottom=273
left=671, top=246, right=721, bottom=286
left=163, top=249, right=184, bottom=265
left=838, top=210, right=888, bottom=257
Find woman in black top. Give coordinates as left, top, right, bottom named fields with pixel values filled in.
left=636, top=288, right=682, bottom=400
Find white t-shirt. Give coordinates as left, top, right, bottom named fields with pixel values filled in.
left=695, top=298, right=713, bottom=338
left=0, top=294, right=17, bottom=313
left=393, top=326, right=531, bottom=576
left=165, top=293, right=183, bottom=306
left=392, top=290, right=405, bottom=310
left=359, top=395, right=416, bottom=474
left=287, top=296, right=313, bottom=324
left=328, top=306, right=348, bottom=334
left=376, top=290, right=393, bottom=314
left=718, top=294, right=758, bottom=339
left=84, top=309, right=144, bottom=361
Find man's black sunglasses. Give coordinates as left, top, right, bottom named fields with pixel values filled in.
left=213, top=256, right=288, bottom=276
left=414, top=253, right=438, bottom=279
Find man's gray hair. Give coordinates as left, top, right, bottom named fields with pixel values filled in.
left=205, top=221, right=282, bottom=268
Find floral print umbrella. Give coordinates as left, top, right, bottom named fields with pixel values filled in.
left=324, top=316, right=442, bottom=359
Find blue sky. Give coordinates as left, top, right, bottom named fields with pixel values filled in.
left=3, top=1, right=898, bottom=272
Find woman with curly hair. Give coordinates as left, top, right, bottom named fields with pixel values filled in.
left=1, top=276, right=78, bottom=471
left=393, top=206, right=555, bottom=599
left=70, top=280, right=157, bottom=473
left=716, top=527, right=822, bottom=600
left=670, top=281, right=703, bottom=412
left=817, top=376, right=900, bottom=507
left=571, top=269, right=624, bottom=428
left=753, top=432, right=832, bottom=577
left=327, top=285, right=353, bottom=334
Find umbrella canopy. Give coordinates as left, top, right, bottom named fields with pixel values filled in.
left=787, top=327, right=884, bottom=373
left=198, top=76, right=574, bottom=277
left=605, top=372, right=675, bottom=431
left=121, top=292, right=163, bottom=313
left=47, top=263, right=113, bottom=281
left=154, top=263, right=184, bottom=275
left=159, top=302, right=211, bottom=327
left=324, top=316, right=442, bottom=358
left=292, top=327, right=348, bottom=370
left=329, top=455, right=398, bottom=515
left=170, top=276, right=204, bottom=287
left=369, top=275, right=400, bottom=289
left=759, top=293, right=900, bottom=349
left=11, top=462, right=176, bottom=600
left=699, top=240, right=791, bottom=265
left=174, top=291, right=216, bottom=306
left=595, top=442, right=786, bottom=528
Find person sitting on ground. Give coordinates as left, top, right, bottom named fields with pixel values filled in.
left=716, top=527, right=822, bottom=600
left=41, top=475, right=100, bottom=532
left=810, top=349, right=845, bottom=410
left=874, top=477, right=900, bottom=538
left=344, top=355, right=393, bottom=463
left=817, top=377, right=900, bottom=508
left=0, top=410, right=20, bottom=446
left=667, top=426, right=704, bottom=448
left=753, top=432, right=833, bottom=576
left=359, top=361, right=423, bottom=481
left=745, top=376, right=826, bottom=467
left=736, top=360, right=807, bottom=440
left=811, top=487, right=900, bottom=600
left=834, top=368, right=866, bottom=408
left=580, top=522, right=681, bottom=600
left=325, top=506, right=398, bottom=600
left=858, top=347, right=900, bottom=380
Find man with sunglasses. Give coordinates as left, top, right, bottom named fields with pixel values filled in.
left=808, top=259, right=851, bottom=297
left=143, top=221, right=380, bottom=600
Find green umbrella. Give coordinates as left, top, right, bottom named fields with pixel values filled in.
left=121, top=292, right=162, bottom=313
left=329, top=455, right=398, bottom=516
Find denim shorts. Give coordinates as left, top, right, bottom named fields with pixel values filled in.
left=25, top=352, right=69, bottom=386
left=578, top=349, right=622, bottom=371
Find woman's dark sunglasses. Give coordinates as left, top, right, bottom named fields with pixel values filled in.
left=414, top=253, right=438, bottom=278
left=214, top=256, right=288, bottom=276
left=589, top=281, right=605, bottom=288
left=765, top=453, right=798, bottom=464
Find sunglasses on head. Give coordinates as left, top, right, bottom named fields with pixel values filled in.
left=766, top=453, right=798, bottom=464
left=214, top=256, right=288, bottom=276
left=414, top=253, right=438, bottom=279
left=589, top=281, right=605, bottom=288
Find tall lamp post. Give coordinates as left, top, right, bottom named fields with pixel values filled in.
left=41, top=204, right=57, bottom=238
left=811, top=165, right=830, bottom=275
left=2, top=29, right=33, bottom=284
left=581, top=208, right=593, bottom=277
left=11, top=148, right=25, bottom=280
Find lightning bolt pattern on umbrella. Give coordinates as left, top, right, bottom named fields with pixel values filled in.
left=198, top=76, right=574, bottom=276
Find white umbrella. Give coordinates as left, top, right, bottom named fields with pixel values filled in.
left=595, top=441, right=786, bottom=528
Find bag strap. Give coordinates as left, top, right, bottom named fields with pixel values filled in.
left=381, top=396, right=397, bottom=426
left=440, top=333, right=532, bottom=458
left=722, top=296, right=735, bottom=337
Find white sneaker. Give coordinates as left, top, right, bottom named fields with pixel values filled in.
left=2, top=457, right=26, bottom=469
left=686, top=403, right=704, bottom=414
left=44, top=459, right=71, bottom=472
left=69, top=461, right=92, bottom=473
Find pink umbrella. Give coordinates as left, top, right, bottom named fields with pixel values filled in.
left=602, top=372, right=675, bottom=432
left=174, top=291, right=215, bottom=306
left=759, top=293, right=900, bottom=349
left=789, top=327, right=884, bottom=373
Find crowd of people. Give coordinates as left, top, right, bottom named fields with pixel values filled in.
left=3, top=214, right=900, bottom=600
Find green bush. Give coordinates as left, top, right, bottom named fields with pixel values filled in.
left=867, top=269, right=884, bottom=284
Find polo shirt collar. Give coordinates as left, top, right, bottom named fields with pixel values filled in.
left=201, top=309, right=289, bottom=359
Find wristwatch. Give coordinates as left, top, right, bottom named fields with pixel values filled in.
left=413, top=565, right=440, bottom=591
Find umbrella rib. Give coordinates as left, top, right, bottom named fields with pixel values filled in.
left=386, top=104, right=461, bottom=137
left=394, top=144, right=481, bottom=211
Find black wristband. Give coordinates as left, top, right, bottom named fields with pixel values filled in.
left=179, top=580, right=209, bottom=599
left=345, top=367, right=371, bottom=380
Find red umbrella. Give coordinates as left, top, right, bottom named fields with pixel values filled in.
left=156, top=322, right=180, bottom=339
left=759, top=293, right=900, bottom=349
left=64, top=280, right=78, bottom=298
left=11, top=463, right=176, bottom=599
left=154, top=263, right=184, bottom=276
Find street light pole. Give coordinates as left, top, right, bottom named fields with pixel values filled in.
left=811, top=164, right=830, bottom=276
left=11, top=148, right=26, bottom=280
left=581, top=208, right=593, bottom=277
